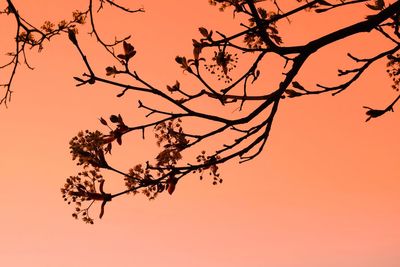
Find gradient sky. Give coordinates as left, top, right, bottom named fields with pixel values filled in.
left=1, top=1, right=399, bottom=267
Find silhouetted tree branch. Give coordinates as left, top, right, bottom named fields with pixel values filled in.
left=1, top=0, right=399, bottom=223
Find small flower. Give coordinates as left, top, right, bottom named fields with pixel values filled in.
left=72, top=10, right=86, bottom=24
left=41, top=21, right=55, bottom=33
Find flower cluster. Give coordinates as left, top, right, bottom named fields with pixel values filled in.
left=208, top=0, right=256, bottom=13
left=204, top=50, right=238, bottom=83
left=72, top=10, right=86, bottom=24
left=387, top=53, right=399, bottom=91
left=40, top=21, right=55, bottom=33
left=125, top=164, right=169, bottom=200
left=61, top=168, right=106, bottom=224
left=124, top=165, right=143, bottom=193
left=196, top=151, right=222, bottom=185
left=69, top=130, right=108, bottom=168
left=17, top=32, right=37, bottom=45
left=246, top=8, right=282, bottom=48
left=154, top=119, right=189, bottom=167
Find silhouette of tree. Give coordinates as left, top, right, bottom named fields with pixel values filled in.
left=1, top=0, right=399, bottom=223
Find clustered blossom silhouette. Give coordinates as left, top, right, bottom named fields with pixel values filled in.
left=1, top=0, right=399, bottom=223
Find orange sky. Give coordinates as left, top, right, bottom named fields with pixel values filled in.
left=1, top=1, right=399, bottom=266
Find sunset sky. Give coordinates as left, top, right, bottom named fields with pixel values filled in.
left=1, top=1, right=399, bottom=266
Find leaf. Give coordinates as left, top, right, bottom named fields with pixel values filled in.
left=207, top=30, right=213, bottom=40
left=175, top=56, right=184, bottom=64
left=126, top=50, right=136, bottom=60
left=105, top=66, right=117, bottom=76
left=99, top=179, right=105, bottom=194
left=317, top=0, right=332, bottom=6
left=73, top=76, right=84, bottom=82
left=167, top=177, right=178, bottom=195
left=68, top=29, right=78, bottom=45
left=99, top=117, right=108, bottom=126
left=252, top=69, right=260, bottom=83
left=123, top=41, right=135, bottom=55
left=99, top=200, right=106, bottom=219
left=166, top=172, right=179, bottom=195
left=117, top=114, right=124, bottom=125
left=116, top=135, right=122, bottom=145
left=110, top=115, right=119, bottom=123
left=199, top=27, right=208, bottom=37
left=270, top=34, right=282, bottom=45
left=285, top=89, right=302, bottom=98
left=366, top=0, right=385, bottom=10
left=192, top=39, right=203, bottom=59
left=257, top=7, right=267, bottom=19
left=292, top=81, right=306, bottom=91
left=105, top=143, right=112, bottom=154
left=167, top=182, right=175, bottom=194
left=363, top=106, right=387, bottom=122
left=157, top=183, right=165, bottom=193
left=315, top=8, right=329, bottom=13
left=364, top=107, right=385, bottom=117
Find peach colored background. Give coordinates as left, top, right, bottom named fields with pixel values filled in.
left=1, top=1, right=399, bottom=266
